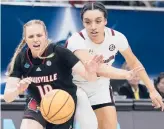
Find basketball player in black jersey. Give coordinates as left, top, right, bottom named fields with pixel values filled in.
left=3, top=20, right=103, bottom=129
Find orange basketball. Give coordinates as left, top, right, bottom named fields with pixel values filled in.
left=40, top=89, right=75, bottom=124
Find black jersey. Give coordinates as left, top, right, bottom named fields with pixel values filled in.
left=10, top=43, right=79, bottom=104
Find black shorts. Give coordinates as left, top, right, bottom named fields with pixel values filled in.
left=23, top=98, right=76, bottom=129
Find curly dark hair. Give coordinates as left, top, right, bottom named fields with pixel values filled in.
left=154, top=72, right=164, bottom=96
left=154, top=72, right=164, bottom=86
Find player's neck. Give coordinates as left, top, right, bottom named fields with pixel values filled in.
left=31, top=50, right=44, bottom=58
left=31, top=44, right=48, bottom=58
left=31, top=52, right=39, bottom=58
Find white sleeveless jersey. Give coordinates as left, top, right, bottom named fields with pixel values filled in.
left=67, top=27, right=129, bottom=96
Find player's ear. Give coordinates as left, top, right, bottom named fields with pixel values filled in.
left=104, top=18, right=107, bottom=26
left=24, top=38, right=27, bottom=43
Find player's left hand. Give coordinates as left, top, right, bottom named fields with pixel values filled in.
left=84, top=55, right=103, bottom=73
left=150, top=89, right=164, bottom=111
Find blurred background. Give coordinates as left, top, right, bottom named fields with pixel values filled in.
left=1, top=1, right=164, bottom=129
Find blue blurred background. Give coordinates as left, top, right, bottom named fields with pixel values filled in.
left=1, top=2, right=164, bottom=129
left=1, top=3, right=164, bottom=92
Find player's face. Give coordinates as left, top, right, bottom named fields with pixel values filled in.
left=157, top=78, right=164, bottom=93
left=25, top=24, right=47, bottom=55
left=83, top=10, right=107, bottom=42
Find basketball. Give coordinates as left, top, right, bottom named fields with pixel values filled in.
left=40, top=89, right=75, bottom=124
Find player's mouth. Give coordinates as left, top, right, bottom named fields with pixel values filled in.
left=33, top=44, right=40, bottom=48
left=91, top=32, right=98, bottom=37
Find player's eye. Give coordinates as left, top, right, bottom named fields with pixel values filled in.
left=96, top=21, right=101, bottom=24
left=37, top=34, right=42, bottom=37
left=85, top=21, right=90, bottom=24
left=28, top=35, right=34, bottom=38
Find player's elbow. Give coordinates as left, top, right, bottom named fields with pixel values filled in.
left=3, top=96, right=12, bottom=103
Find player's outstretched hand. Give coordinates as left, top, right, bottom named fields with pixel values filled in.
left=84, top=55, right=104, bottom=73
left=17, top=77, right=32, bottom=93
left=150, top=89, right=164, bottom=111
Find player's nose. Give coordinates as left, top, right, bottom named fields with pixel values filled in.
left=91, top=23, right=96, bottom=30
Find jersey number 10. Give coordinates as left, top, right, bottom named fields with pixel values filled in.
left=37, top=85, right=53, bottom=98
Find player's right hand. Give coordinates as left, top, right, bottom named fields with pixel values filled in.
left=84, top=54, right=104, bottom=73
left=126, top=66, right=144, bottom=80
left=17, top=77, right=32, bottom=93
left=150, top=89, right=164, bottom=111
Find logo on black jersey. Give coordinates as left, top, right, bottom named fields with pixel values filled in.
left=24, top=63, right=30, bottom=68
left=28, top=98, right=39, bottom=112
left=36, top=67, right=41, bottom=71
left=109, top=44, right=115, bottom=51
left=46, top=60, right=52, bottom=66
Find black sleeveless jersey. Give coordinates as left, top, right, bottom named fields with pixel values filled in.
left=10, top=44, right=79, bottom=104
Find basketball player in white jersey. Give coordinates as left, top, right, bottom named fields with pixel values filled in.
left=66, top=2, right=164, bottom=129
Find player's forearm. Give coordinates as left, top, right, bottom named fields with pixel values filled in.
left=128, top=60, right=156, bottom=92
left=4, top=87, right=20, bottom=103
left=138, top=70, right=155, bottom=91
left=97, top=64, right=129, bottom=79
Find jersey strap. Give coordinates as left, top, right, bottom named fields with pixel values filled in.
left=64, top=40, right=68, bottom=48
left=65, top=32, right=85, bottom=48
left=111, top=29, right=115, bottom=36
left=78, top=32, right=85, bottom=39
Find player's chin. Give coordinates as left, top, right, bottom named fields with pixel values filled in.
left=32, top=47, right=40, bottom=51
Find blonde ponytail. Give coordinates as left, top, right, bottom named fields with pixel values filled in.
left=7, top=39, right=26, bottom=76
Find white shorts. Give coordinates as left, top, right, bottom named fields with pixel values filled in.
left=89, top=86, right=115, bottom=109
left=77, top=83, right=115, bottom=110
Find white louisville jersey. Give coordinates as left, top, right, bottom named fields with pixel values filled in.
left=66, top=27, right=129, bottom=96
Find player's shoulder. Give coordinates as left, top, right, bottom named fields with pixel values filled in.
left=66, top=31, right=86, bottom=49
left=105, top=27, right=127, bottom=38
left=68, top=31, right=85, bottom=42
left=53, top=44, right=70, bottom=55
left=17, top=49, right=26, bottom=60
left=13, top=49, right=28, bottom=67
left=51, top=43, right=63, bottom=52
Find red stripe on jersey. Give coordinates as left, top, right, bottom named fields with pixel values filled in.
left=42, top=48, right=47, bottom=64
left=103, top=55, right=115, bottom=63
left=79, top=32, right=85, bottom=39
left=64, top=41, right=68, bottom=48
left=111, top=29, right=115, bottom=36
left=26, top=48, right=33, bottom=66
